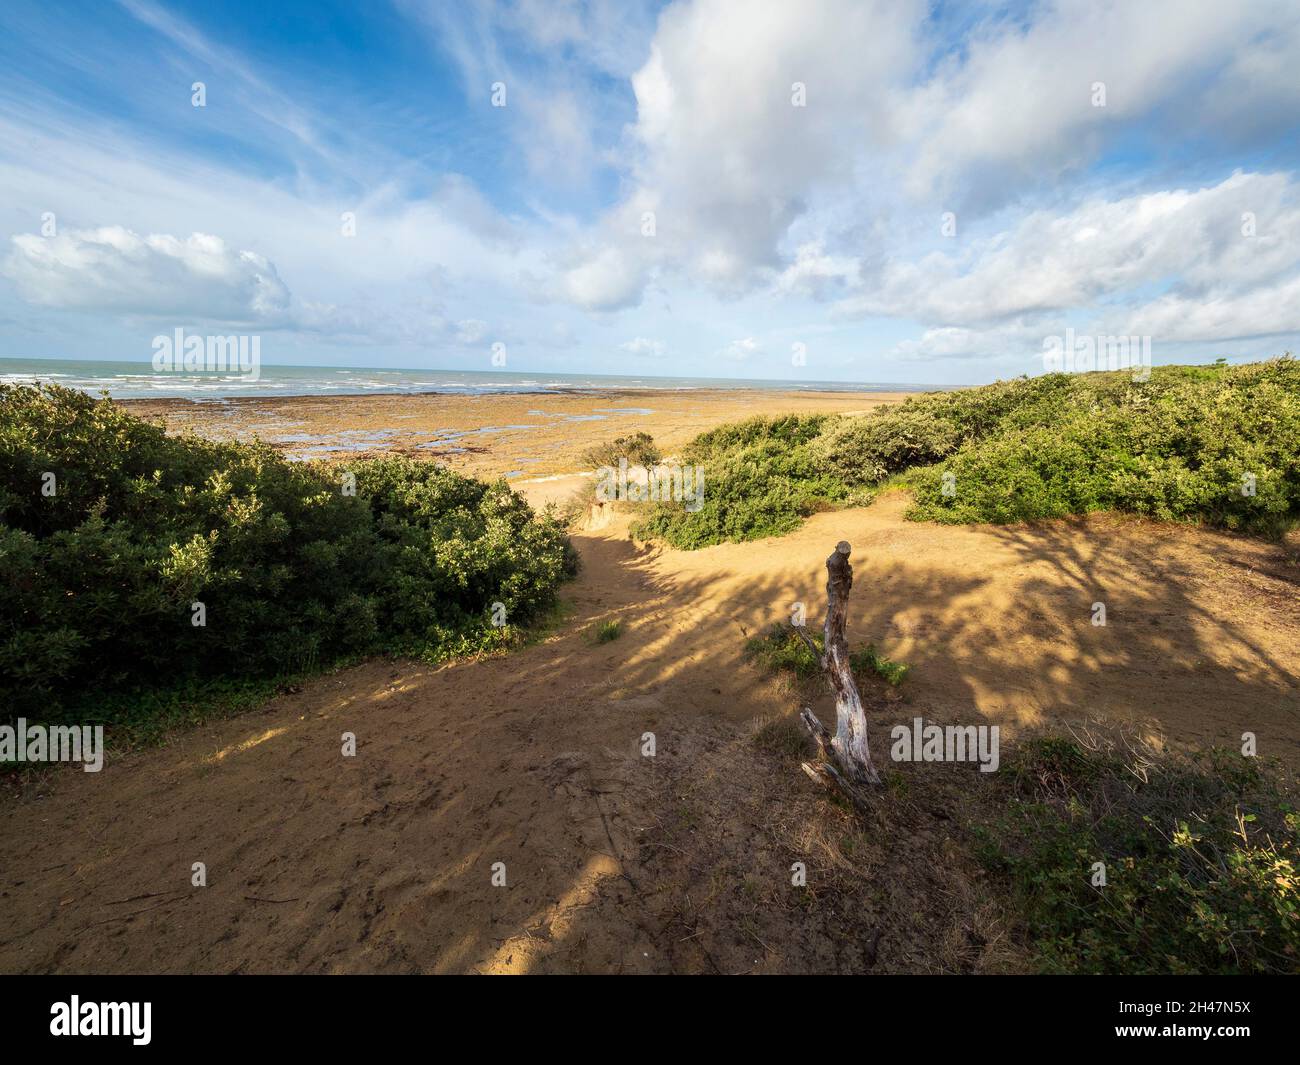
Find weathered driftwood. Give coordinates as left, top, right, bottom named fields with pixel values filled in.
left=799, top=708, right=873, bottom=814
left=797, top=541, right=880, bottom=805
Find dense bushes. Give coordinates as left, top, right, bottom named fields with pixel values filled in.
left=634, top=358, right=1300, bottom=548
left=0, top=384, right=576, bottom=725
left=814, top=403, right=961, bottom=485
left=632, top=414, right=864, bottom=547
left=977, top=736, right=1300, bottom=974
left=908, top=359, right=1300, bottom=531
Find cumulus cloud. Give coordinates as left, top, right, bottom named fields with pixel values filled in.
left=620, top=336, right=665, bottom=357
left=552, top=0, right=921, bottom=309
left=839, top=171, right=1300, bottom=333
left=548, top=0, right=1300, bottom=324
left=773, top=241, right=860, bottom=298
left=0, top=223, right=522, bottom=352
left=4, top=0, right=1300, bottom=374
left=3, top=227, right=290, bottom=323
left=1120, top=275, right=1300, bottom=343
left=900, top=1, right=1295, bottom=205
left=555, top=246, right=650, bottom=311
left=888, top=321, right=1051, bottom=363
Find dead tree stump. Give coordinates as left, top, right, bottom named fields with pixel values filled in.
left=798, top=541, right=881, bottom=804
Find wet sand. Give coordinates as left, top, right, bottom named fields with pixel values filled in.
left=120, top=388, right=916, bottom=481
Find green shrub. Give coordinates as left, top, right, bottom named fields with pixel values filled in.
left=634, top=358, right=1300, bottom=548
left=0, top=383, right=577, bottom=728
left=813, top=403, right=962, bottom=486
left=850, top=644, right=910, bottom=687
left=581, top=431, right=660, bottom=469
left=978, top=736, right=1300, bottom=974
left=743, top=623, right=909, bottom=687
left=743, top=623, right=822, bottom=678
left=907, top=359, right=1300, bottom=532
left=632, top=415, right=861, bottom=548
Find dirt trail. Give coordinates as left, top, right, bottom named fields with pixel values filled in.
left=2, top=493, right=1297, bottom=973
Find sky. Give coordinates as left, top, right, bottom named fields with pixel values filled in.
left=1, top=0, right=1299, bottom=385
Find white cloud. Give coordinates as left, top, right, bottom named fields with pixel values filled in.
left=549, top=0, right=1300, bottom=322
left=4, top=0, right=1300, bottom=378
left=1121, top=275, right=1300, bottom=343
left=399, top=0, right=656, bottom=189
left=550, top=0, right=920, bottom=307
left=773, top=241, right=860, bottom=298
left=620, top=336, right=665, bottom=357
left=3, top=227, right=290, bottom=322
left=838, top=171, right=1300, bottom=330
left=455, top=318, right=489, bottom=344
left=900, top=1, right=1289, bottom=205
left=0, top=221, right=519, bottom=351
left=555, top=246, right=649, bottom=311
left=888, top=321, right=1048, bottom=363
left=721, top=336, right=760, bottom=361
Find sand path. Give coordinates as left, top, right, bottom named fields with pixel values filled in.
left=1, top=494, right=1296, bottom=973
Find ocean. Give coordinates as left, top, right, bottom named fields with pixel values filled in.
left=0, top=357, right=931, bottom=401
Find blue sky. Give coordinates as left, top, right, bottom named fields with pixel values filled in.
left=1, top=0, right=1298, bottom=384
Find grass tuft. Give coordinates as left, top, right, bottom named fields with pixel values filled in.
left=594, top=619, right=623, bottom=643
left=743, top=623, right=910, bottom=687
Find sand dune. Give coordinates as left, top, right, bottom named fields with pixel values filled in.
left=3, top=491, right=1295, bottom=974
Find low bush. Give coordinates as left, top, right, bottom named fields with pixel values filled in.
left=594, top=619, right=622, bottom=643
left=580, top=431, right=660, bottom=469
left=0, top=383, right=577, bottom=729
left=977, top=735, right=1300, bottom=974
left=634, top=358, right=1300, bottom=548
left=632, top=415, right=862, bottom=548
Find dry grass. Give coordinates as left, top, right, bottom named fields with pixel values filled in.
left=629, top=710, right=1026, bottom=973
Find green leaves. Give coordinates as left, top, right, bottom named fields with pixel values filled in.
left=907, top=358, right=1300, bottom=533
left=983, top=737, right=1300, bottom=974
left=632, top=358, right=1300, bottom=549
left=0, top=385, right=575, bottom=725
left=632, top=414, right=853, bottom=548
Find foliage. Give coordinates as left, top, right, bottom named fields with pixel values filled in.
left=632, top=414, right=862, bottom=548
left=908, top=359, right=1300, bottom=533
left=0, top=383, right=577, bottom=728
left=977, top=736, right=1300, bottom=974
left=594, top=619, right=623, bottom=643
left=742, top=623, right=909, bottom=687
left=852, top=644, right=910, bottom=687
left=580, top=431, right=660, bottom=469
left=633, top=359, right=1300, bottom=547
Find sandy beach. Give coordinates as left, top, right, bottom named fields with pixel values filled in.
left=5, top=374, right=1298, bottom=975
left=8, top=0, right=1300, bottom=997
left=4, top=495, right=1297, bottom=974
left=120, top=388, right=916, bottom=486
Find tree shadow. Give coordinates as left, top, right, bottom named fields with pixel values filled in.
left=3, top=507, right=1297, bottom=974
